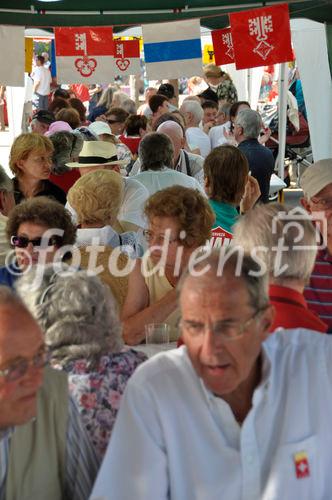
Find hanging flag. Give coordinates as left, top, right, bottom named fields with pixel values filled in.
left=0, top=26, right=24, bottom=86
left=212, top=28, right=235, bottom=66
left=114, top=40, right=140, bottom=76
left=142, top=19, right=202, bottom=80
left=25, top=38, right=33, bottom=74
left=54, top=27, right=115, bottom=84
left=202, top=44, right=215, bottom=65
left=230, top=3, right=293, bottom=70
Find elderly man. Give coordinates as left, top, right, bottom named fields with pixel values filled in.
left=0, top=166, right=15, bottom=266
left=131, top=132, right=204, bottom=196
left=0, top=287, right=99, bottom=499
left=300, top=159, right=332, bottom=331
left=180, top=100, right=211, bottom=158
left=233, top=202, right=327, bottom=332
left=92, top=248, right=332, bottom=499
left=235, top=109, right=274, bottom=203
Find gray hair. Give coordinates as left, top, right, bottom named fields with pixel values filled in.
left=218, top=102, right=231, bottom=119
left=15, top=265, right=123, bottom=367
left=178, top=248, right=269, bottom=311
left=97, top=87, right=114, bottom=109
left=138, top=132, right=174, bottom=171
left=180, top=100, right=203, bottom=125
left=50, top=130, right=84, bottom=174
left=0, top=165, right=13, bottom=193
left=235, top=109, right=262, bottom=139
left=233, top=202, right=317, bottom=283
left=121, top=99, right=137, bottom=115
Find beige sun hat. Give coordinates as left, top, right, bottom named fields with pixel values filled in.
left=300, top=159, right=332, bottom=199
left=66, top=140, right=127, bottom=168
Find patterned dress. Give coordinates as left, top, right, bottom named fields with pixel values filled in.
left=56, top=348, right=147, bottom=461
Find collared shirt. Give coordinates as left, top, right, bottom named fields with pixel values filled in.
left=91, top=330, right=332, bottom=500
left=304, top=248, right=332, bottom=331
left=238, top=138, right=274, bottom=204
left=270, top=283, right=327, bottom=333
left=131, top=167, right=205, bottom=197
left=0, top=396, right=99, bottom=500
left=185, top=127, right=211, bottom=158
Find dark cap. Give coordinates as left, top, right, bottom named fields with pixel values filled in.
left=32, top=110, right=56, bottom=125
left=158, top=83, right=175, bottom=100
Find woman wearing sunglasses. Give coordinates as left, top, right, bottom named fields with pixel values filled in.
left=0, top=196, right=76, bottom=287
left=9, top=133, right=67, bottom=205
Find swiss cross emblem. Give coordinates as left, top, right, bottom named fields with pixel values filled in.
left=294, top=451, right=310, bottom=479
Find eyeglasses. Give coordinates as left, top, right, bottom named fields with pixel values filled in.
left=0, top=346, right=49, bottom=383
left=11, top=235, right=63, bottom=249
left=311, top=196, right=332, bottom=210
left=107, top=119, right=120, bottom=124
left=142, top=229, right=179, bottom=245
left=180, top=307, right=267, bottom=342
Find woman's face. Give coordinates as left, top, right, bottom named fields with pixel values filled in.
left=16, top=149, right=53, bottom=181
left=13, top=222, right=61, bottom=270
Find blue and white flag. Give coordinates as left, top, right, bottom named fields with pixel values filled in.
left=143, top=19, right=203, bottom=80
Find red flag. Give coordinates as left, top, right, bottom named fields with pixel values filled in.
left=55, top=27, right=115, bottom=83
left=230, top=3, right=293, bottom=70
left=211, top=28, right=235, bottom=66
left=114, top=40, right=140, bottom=75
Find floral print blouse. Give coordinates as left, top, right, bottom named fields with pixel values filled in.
left=59, top=348, right=147, bottom=461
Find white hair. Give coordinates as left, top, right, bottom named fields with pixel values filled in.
left=180, top=100, right=204, bottom=125
left=233, top=202, right=317, bottom=283
left=16, top=264, right=123, bottom=367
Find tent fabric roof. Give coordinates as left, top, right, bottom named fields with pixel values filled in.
left=0, top=0, right=331, bottom=30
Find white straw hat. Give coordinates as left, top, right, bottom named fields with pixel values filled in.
left=66, top=140, right=127, bottom=168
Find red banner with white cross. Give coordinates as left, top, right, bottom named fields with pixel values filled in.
left=229, top=3, right=293, bottom=70
left=114, top=39, right=141, bottom=75
left=54, top=27, right=115, bottom=83
left=211, top=28, right=235, bottom=66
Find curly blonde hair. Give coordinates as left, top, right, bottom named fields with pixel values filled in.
left=67, top=169, right=124, bottom=226
left=144, top=186, right=215, bottom=247
left=9, top=133, right=54, bottom=177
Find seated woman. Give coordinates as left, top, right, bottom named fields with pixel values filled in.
left=16, top=265, right=147, bottom=461
left=203, top=145, right=260, bottom=247
left=121, top=185, right=215, bottom=345
left=119, top=115, right=148, bottom=157
left=9, top=133, right=66, bottom=205
left=0, top=196, right=76, bottom=287
left=67, top=169, right=139, bottom=253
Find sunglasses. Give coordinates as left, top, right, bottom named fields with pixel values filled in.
left=10, top=235, right=63, bottom=249
left=0, top=346, right=49, bottom=383
left=107, top=119, right=121, bottom=124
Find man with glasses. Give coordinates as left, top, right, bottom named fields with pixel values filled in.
left=0, top=287, right=99, bottom=499
left=300, top=159, right=332, bottom=331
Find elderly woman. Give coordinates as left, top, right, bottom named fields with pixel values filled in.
left=9, top=133, right=66, bottom=205
left=122, top=185, right=215, bottom=345
left=16, top=266, right=147, bottom=461
left=0, top=196, right=76, bottom=287
left=203, top=145, right=260, bottom=247
left=67, top=169, right=139, bottom=253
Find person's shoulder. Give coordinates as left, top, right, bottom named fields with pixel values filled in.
left=265, top=327, right=331, bottom=359
left=124, top=176, right=149, bottom=193
left=44, top=180, right=67, bottom=203
left=185, top=150, right=204, bottom=164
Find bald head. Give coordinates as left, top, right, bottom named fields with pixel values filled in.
left=157, top=121, right=185, bottom=164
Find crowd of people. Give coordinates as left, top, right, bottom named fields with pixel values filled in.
left=0, top=57, right=332, bottom=500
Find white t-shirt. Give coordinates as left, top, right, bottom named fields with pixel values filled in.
left=32, top=66, right=51, bottom=96
left=209, top=121, right=231, bottom=149
left=132, top=167, right=205, bottom=197
left=91, top=329, right=332, bottom=500
left=185, top=127, right=211, bottom=158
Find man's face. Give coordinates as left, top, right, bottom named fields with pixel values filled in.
left=30, top=119, right=49, bottom=135
left=301, top=183, right=332, bottom=248
left=106, top=115, right=125, bottom=136
left=0, top=306, right=44, bottom=429
left=203, top=107, right=217, bottom=125
left=180, top=274, right=272, bottom=397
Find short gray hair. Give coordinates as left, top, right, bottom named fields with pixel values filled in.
left=0, top=166, right=13, bottom=193
left=180, top=100, right=203, bottom=125
left=236, top=109, right=262, bottom=139
left=15, top=265, right=123, bottom=367
left=138, top=132, right=174, bottom=171
left=233, top=202, right=317, bottom=283
left=178, top=248, right=269, bottom=311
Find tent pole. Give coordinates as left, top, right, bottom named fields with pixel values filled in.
left=277, top=62, right=288, bottom=182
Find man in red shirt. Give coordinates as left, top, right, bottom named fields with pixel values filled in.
left=233, top=202, right=327, bottom=333
left=300, top=159, right=332, bottom=331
